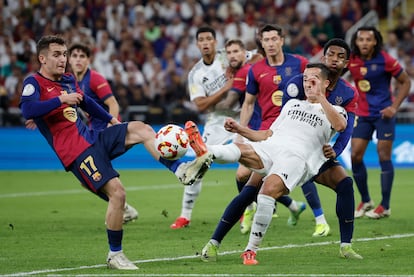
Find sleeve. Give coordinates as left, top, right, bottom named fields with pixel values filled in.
left=383, top=51, right=403, bottom=78
left=19, top=77, right=62, bottom=119
left=332, top=111, right=354, bottom=157
left=283, top=74, right=306, bottom=106
left=188, top=66, right=206, bottom=101
left=245, top=67, right=258, bottom=96
left=80, top=94, right=113, bottom=123
left=89, top=70, right=113, bottom=101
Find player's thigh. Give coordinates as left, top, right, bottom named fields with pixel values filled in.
left=315, top=164, right=348, bottom=190
left=260, top=174, right=287, bottom=199
left=374, top=117, right=395, bottom=160
left=236, top=164, right=252, bottom=182
left=238, top=143, right=264, bottom=170
left=125, top=121, right=157, bottom=146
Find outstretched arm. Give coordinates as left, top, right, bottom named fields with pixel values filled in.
left=224, top=118, right=272, bottom=141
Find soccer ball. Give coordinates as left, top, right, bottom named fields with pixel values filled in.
left=155, top=124, right=189, bottom=160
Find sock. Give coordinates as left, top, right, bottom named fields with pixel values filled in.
left=379, top=160, right=394, bottom=209
left=236, top=178, right=246, bottom=193
left=277, top=195, right=292, bottom=208
left=335, top=177, right=354, bottom=243
left=107, top=229, right=123, bottom=252
left=302, top=181, right=323, bottom=217
left=352, top=161, right=370, bottom=203
left=159, top=157, right=182, bottom=173
left=209, top=144, right=241, bottom=163
left=315, top=214, right=327, bottom=225
left=245, top=194, right=275, bottom=252
left=212, top=186, right=258, bottom=243
left=180, top=179, right=202, bottom=219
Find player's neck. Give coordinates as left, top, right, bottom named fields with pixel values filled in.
left=267, top=53, right=283, bottom=66
left=203, top=54, right=215, bottom=65
left=74, top=70, right=87, bottom=81
left=39, top=68, right=61, bottom=81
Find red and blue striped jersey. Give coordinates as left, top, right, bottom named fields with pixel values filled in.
left=246, top=53, right=308, bottom=130
left=348, top=50, right=403, bottom=117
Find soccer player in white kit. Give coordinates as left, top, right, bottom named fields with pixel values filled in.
left=170, top=26, right=235, bottom=229
left=184, top=63, right=362, bottom=262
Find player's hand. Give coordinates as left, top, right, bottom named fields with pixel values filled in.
left=322, top=144, right=336, bottom=159
left=59, top=93, right=83, bottom=105
left=25, top=119, right=37, bottom=130
left=224, top=118, right=241, bottom=133
left=380, top=106, right=396, bottom=119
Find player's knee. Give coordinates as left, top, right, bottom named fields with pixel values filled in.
left=335, top=176, right=353, bottom=194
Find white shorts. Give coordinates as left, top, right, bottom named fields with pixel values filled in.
left=203, top=122, right=236, bottom=145
left=250, top=140, right=316, bottom=192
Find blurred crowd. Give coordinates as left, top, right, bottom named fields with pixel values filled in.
left=1, top=0, right=414, bottom=126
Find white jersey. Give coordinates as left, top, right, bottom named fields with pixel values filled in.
left=250, top=99, right=347, bottom=191
left=188, top=50, right=237, bottom=145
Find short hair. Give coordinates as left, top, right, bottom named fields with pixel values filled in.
left=36, top=35, right=66, bottom=56
left=225, top=39, right=245, bottom=49
left=323, top=38, right=351, bottom=59
left=350, top=26, right=383, bottom=57
left=68, top=43, right=91, bottom=57
left=196, top=26, right=216, bottom=40
left=305, top=63, right=331, bottom=80
left=259, top=24, right=284, bottom=38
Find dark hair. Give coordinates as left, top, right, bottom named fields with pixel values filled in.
left=36, top=35, right=66, bottom=56
left=306, top=63, right=331, bottom=80
left=196, top=26, right=216, bottom=40
left=350, top=26, right=383, bottom=57
left=259, top=24, right=284, bottom=38
left=68, top=43, right=91, bottom=57
left=323, top=38, right=351, bottom=59
left=225, top=39, right=245, bottom=49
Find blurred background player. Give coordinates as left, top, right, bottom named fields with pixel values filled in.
left=68, top=43, right=138, bottom=224
left=283, top=38, right=358, bottom=237
left=170, top=26, right=234, bottom=229
left=348, top=26, right=410, bottom=219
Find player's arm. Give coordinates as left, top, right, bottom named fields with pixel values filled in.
left=320, top=97, right=347, bottom=132
left=239, top=92, right=256, bottom=127
left=215, top=89, right=239, bottom=111
left=224, top=117, right=272, bottom=141
left=80, top=94, right=119, bottom=125
left=103, top=95, right=120, bottom=122
left=381, top=70, right=411, bottom=119
left=192, top=78, right=233, bottom=112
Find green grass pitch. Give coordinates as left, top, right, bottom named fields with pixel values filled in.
left=0, top=168, right=413, bottom=276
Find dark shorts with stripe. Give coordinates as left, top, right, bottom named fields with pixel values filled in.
left=352, top=116, right=395, bottom=141
left=69, top=123, right=129, bottom=201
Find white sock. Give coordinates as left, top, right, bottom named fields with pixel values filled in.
left=246, top=202, right=256, bottom=211
left=315, top=214, right=327, bottom=225
left=180, top=179, right=202, bottom=220
left=209, top=239, right=220, bottom=247
left=245, top=194, right=275, bottom=252
left=208, top=144, right=241, bottom=163
left=288, top=200, right=298, bottom=211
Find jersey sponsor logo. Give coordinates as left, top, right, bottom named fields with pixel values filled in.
left=22, top=84, right=35, bottom=96
left=63, top=107, right=78, bottom=122
left=358, top=80, right=371, bottom=92
left=271, top=90, right=283, bottom=106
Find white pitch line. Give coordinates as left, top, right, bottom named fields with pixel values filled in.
left=3, top=233, right=414, bottom=277
left=0, top=182, right=221, bottom=199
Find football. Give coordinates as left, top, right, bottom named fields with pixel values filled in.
left=155, top=124, right=189, bottom=160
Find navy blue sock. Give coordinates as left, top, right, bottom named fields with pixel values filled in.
left=335, top=177, right=354, bottom=243
left=158, top=157, right=181, bottom=172
left=302, top=181, right=323, bottom=217
left=211, top=186, right=258, bottom=243
left=352, top=161, right=370, bottom=202
left=236, top=179, right=246, bottom=193
left=380, top=160, right=394, bottom=209
left=107, top=229, right=123, bottom=252
left=277, top=195, right=292, bottom=207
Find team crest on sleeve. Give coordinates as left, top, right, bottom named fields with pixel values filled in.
left=287, top=83, right=299, bottom=97
left=22, top=84, right=35, bottom=96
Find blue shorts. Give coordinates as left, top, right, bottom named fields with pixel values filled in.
left=352, top=116, right=395, bottom=141
left=310, top=159, right=341, bottom=181
left=69, top=123, right=129, bottom=201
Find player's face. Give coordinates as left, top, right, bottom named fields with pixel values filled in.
left=196, top=32, right=216, bottom=56
left=226, top=44, right=245, bottom=70
left=322, top=45, right=348, bottom=74
left=69, top=49, right=89, bottom=75
left=303, top=67, right=327, bottom=102
left=260, top=30, right=284, bottom=57
left=39, top=43, right=67, bottom=80
left=355, top=30, right=376, bottom=58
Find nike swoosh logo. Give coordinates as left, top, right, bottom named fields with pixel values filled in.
left=47, top=87, right=54, bottom=92
left=384, top=133, right=393, bottom=137
left=260, top=73, right=269, bottom=78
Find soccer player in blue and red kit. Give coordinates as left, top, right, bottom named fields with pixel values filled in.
left=348, top=26, right=411, bottom=219
left=19, top=35, right=163, bottom=270
left=68, top=43, right=138, bottom=223
left=284, top=38, right=359, bottom=237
